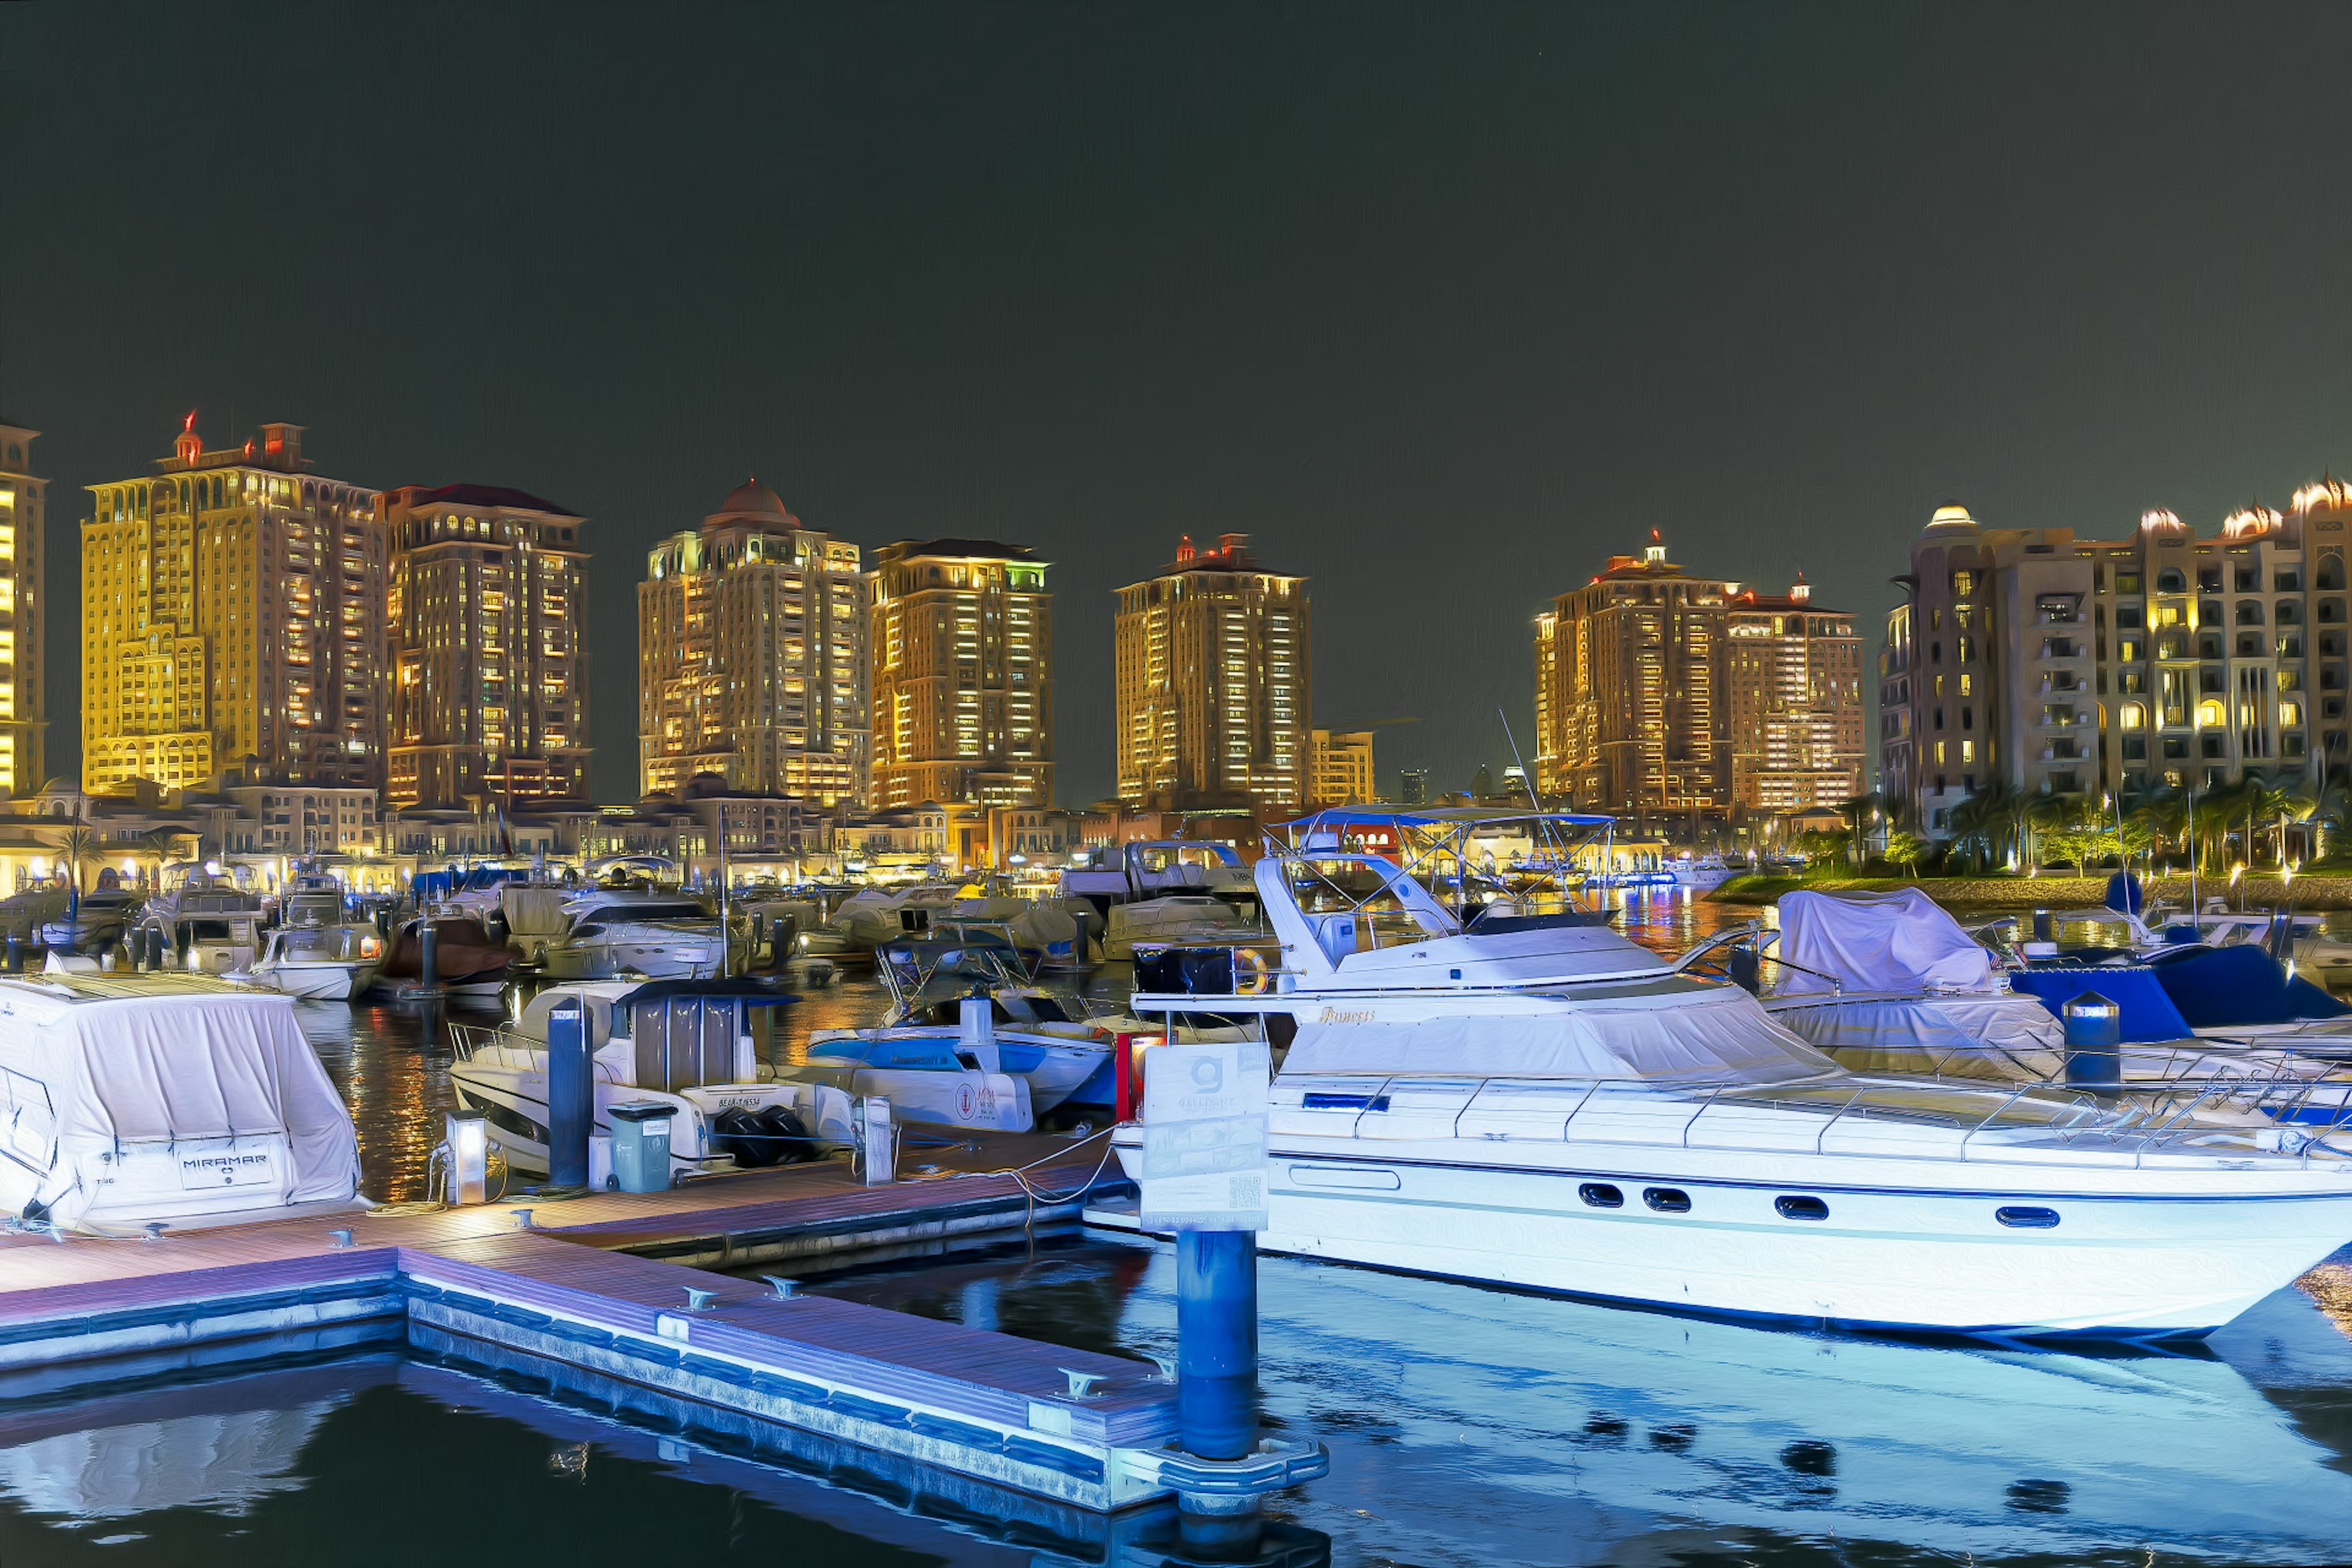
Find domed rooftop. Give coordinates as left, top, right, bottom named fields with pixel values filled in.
left=704, top=477, right=797, bottom=529
left=1923, top=502, right=1979, bottom=535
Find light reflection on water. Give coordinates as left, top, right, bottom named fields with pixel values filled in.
left=785, top=1226, right=2352, bottom=1568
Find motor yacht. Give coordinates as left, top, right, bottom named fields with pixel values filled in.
left=233, top=922, right=385, bottom=1001
left=277, top=872, right=349, bottom=929
left=37, top=888, right=141, bottom=954
left=135, top=870, right=266, bottom=975
left=447, top=979, right=853, bottom=1180
left=0, top=973, right=364, bottom=1232
left=0, top=886, right=66, bottom=945
left=535, top=890, right=729, bottom=980
left=1115, top=834, right=2352, bottom=1339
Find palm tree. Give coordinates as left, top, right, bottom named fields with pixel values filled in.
left=1835, top=793, right=1882, bottom=871
left=56, top=827, right=94, bottom=951
left=136, top=827, right=188, bottom=891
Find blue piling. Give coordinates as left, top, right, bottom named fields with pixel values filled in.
left=2063, top=990, right=2122, bottom=1092
left=1175, top=1229, right=1258, bottom=1463
left=547, top=1001, right=592, bottom=1189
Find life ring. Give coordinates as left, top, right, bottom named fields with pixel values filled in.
left=1235, top=946, right=1273, bottom=995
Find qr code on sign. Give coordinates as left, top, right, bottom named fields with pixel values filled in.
left=1229, top=1174, right=1262, bottom=1208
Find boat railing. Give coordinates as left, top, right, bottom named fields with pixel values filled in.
left=445, top=1020, right=530, bottom=1064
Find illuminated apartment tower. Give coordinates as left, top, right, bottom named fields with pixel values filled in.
left=1724, top=576, right=1865, bottom=811
left=385, top=484, right=590, bottom=809
left=1533, top=532, right=1732, bottom=815
left=1883, top=487, right=2352, bottom=840
left=638, top=480, right=868, bottom=803
left=1114, top=533, right=1310, bottom=812
left=867, top=539, right=1052, bottom=810
left=0, top=424, right=43, bottom=792
left=81, top=419, right=385, bottom=792
left=1307, top=728, right=1376, bottom=807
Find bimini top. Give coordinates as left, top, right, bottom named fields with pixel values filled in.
left=1279, top=806, right=1615, bottom=832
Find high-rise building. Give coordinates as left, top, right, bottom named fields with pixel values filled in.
left=82, top=419, right=385, bottom=793
left=1396, top=767, right=1430, bottom=807
left=1534, top=532, right=1861, bottom=819
left=867, top=538, right=1052, bottom=810
left=1533, top=532, right=1731, bottom=815
left=385, top=484, right=590, bottom=809
left=1307, top=728, right=1376, bottom=807
left=1114, top=533, right=1310, bottom=813
left=1882, top=489, right=2352, bottom=839
left=1725, top=576, right=1866, bottom=812
left=0, top=423, right=44, bottom=794
left=638, top=479, right=867, bottom=804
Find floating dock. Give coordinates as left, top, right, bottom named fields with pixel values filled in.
left=0, top=1131, right=1325, bottom=1549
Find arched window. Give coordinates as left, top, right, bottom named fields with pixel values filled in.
left=2157, top=568, right=2187, bottom=592
left=2197, top=698, right=2226, bottom=728
left=2236, top=601, right=2263, bottom=624
left=2120, top=702, right=2145, bottom=729
left=2277, top=600, right=2301, bottom=624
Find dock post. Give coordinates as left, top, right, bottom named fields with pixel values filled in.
left=6, top=932, right=20, bottom=973
left=1070, top=907, right=1091, bottom=968
left=417, top=922, right=439, bottom=991
left=2062, top=990, right=2122, bottom=1093
left=771, top=913, right=796, bottom=972
left=547, top=1000, right=592, bottom=1189
left=1175, top=1229, right=1257, bottom=1461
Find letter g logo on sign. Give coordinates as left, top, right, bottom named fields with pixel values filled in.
left=1191, top=1057, right=1223, bottom=1093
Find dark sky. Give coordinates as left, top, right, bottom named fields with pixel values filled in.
left=6, top=3, right=2352, bottom=804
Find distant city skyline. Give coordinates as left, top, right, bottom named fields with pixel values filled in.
left=9, top=7, right=2352, bottom=802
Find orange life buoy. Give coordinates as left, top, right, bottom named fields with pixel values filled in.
left=1235, top=946, right=1273, bottom=995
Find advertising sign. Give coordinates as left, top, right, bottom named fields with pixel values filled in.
left=1138, top=1038, right=1271, bottom=1231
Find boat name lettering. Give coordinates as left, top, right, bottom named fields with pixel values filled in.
left=1314, top=1007, right=1374, bottom=1025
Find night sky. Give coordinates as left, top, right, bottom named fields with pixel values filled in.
left=6, top=4, right=2351, bottom=804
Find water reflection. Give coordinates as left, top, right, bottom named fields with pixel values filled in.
left=794, top=1229, right=2352, bottom=1566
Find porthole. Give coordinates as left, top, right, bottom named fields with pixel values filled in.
left=1996, top=1205, right=2060, bottom=1229
left=1774, top=1195, right=1830, bottom=1221
left=1578, top=1182, right=1624, bottom=1209
left=1642, top=1186, right=1692, bottom=1213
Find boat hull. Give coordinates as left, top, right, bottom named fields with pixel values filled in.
left=1240, top=1142, right=2352, bottom=1336
left=251, top=959, right=379, bottom=1001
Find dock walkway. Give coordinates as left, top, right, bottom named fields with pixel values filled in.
left=0, top=1131, right=1319, bottom=1528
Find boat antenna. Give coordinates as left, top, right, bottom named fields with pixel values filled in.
left=1498, top=708, right=1572, bottom=903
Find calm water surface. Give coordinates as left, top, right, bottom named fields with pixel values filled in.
left=19, top=889, right=2352, bottom=1566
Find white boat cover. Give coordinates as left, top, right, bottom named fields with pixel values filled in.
left=1773, top=993, right=2064, bottom=1080
left=1283, top=991, right=1839, bottom=1083
left=0, top=992, right=358, bottom=1204
left=1774, top=888, right=1994, bottom=995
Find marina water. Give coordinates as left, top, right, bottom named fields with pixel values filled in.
left=10, top=888, right=2352, bottom=1566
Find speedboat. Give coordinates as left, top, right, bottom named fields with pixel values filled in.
left=447, top=979, right=854, bottom=1180
left=234, top=922, right=384, bottom=1001
left=790, top=1000, right=1053, bottom=1131
left=0, top=973, right=365, bottom=1232
left=1671, top=853, right=1743, bottom=891
left=535, top=890, right=729, bottom=980
left=1114, top=836, right=2352, bottom=1340
left=374, top=915, right=516, bottom=998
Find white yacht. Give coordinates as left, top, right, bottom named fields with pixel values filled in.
left=0, top=973, right=364, bottom=1232
left=37, top=888, right=142, bottom=954
left=235, top=922, right=384, bottom=1001
left=448, top=979, right=854, bottom=1179
left=535, top=891, right=729, bottom=980
left=1115, top=843, right=2352, bottom=1339
left=137, top=870, right=267, bottom=976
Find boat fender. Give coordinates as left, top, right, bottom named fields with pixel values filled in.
left=1235, top=946, right=1273, bottom=995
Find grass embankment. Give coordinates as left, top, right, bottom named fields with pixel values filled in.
left=1710, top=872, right=2352, bottom=911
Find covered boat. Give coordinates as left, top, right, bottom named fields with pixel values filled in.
left=0, top=976, right=364, bottom=1231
